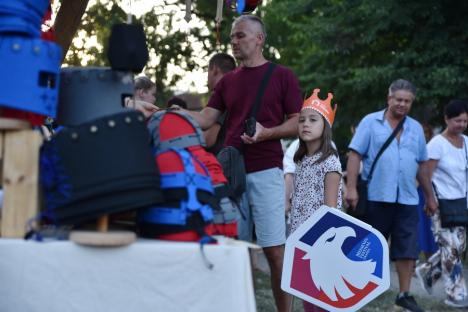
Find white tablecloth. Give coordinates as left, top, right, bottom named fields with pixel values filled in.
left=0, top=238, right=256, bottom=312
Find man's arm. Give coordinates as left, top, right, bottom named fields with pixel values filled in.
left=204, top=123, right=221, bottom=148
left=186, top=107, right=221, bottom=130
left=417, top=159, right=438, bottom=215
left=124, top=97, right=161, bottom=119
left=241, top=113, right=299, bottom=144
left=345, top=150, right=362, bottom=209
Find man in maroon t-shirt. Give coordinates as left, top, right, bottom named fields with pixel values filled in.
left=189, top=15, right=302, bottom=311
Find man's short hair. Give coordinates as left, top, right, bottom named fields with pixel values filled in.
left=208, top=53, right=236, bottom=74
left=388, top=79, right=416, bottom=97
left=134, top=76, right=155, bottom=92
left=232, top=15, right=267, bottom=42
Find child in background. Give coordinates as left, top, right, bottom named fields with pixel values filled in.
left=289, top=89, right=343, bottom=312
left=125, top=76, right=160, bottom=119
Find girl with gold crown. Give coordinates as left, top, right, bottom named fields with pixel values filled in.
left=289, top=88, right=343, bottom=312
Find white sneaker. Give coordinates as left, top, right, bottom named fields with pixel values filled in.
left=444, top=297, right=468, bottom=308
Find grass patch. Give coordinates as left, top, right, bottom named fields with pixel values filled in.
left=254, top=270, right=468, bottom=311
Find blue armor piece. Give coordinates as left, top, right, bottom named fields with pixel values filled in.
left=0, top=15, right=41, bottom=37
left=0, top=0, right=49, bottom=37
left=0, top=36, right=62, bottom=117
left=140, top=148, right=214, bottom=226
left=0, top=0, right=49, bottom=17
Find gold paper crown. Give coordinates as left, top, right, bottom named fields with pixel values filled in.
left=302, top=88, right=338, bottom=126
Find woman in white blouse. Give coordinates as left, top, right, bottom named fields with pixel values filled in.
left=416, top=99, right=468, bottom=308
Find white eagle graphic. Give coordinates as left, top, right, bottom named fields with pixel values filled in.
left=302, top=226, right=376, bottom=301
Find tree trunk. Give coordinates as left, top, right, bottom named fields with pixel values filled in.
left=53, top=0, right=90, bottom=63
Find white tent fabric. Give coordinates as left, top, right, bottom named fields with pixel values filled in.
left=0, top=238, right=256, bottom=312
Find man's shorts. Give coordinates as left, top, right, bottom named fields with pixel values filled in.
left=237, top=167, right=286, bottom=247
left=366, top=201, right=419, bottom=260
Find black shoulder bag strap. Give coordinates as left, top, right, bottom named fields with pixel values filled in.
left=367, top=116, right=406, bottom=182
left=250, top=62, right=277, bottom=119
left=244, top=62, right=277, bottom=137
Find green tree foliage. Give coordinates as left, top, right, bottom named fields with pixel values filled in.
left=263, top=0, right=468, bottom=149
left=64, top=0, right=230, bottom=103
left=63, top=1, right=268, bottom=105
left=64, top=2, right=124, bottom=67
left=193, top=0, right=244, bottom=51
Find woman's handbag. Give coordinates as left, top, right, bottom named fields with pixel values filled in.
left=437, top=197, right=468, bottom=228
left=348, top=117, right=405, bottom=218
left=435, top=137, right=468, bottom=228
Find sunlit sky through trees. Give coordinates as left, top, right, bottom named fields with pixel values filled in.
left=54, top=0, right=215, bottom=94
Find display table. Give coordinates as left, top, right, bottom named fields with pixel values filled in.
left=0, top=238, right=256, bottom=312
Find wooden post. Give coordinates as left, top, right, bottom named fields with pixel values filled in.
left=53, top=0, right=90, bottom=62
left=97, top=215, right=109, bottom=232
left=1, top=128, right=42, bottom=237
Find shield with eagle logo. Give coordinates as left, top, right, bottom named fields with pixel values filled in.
left=282, top=205, right=390, bottom=311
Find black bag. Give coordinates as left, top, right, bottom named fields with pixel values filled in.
left=349, top=117, right=405, bottom=218
left=438, top=197, right=468, bottom=228
left=216, top=146, right=246, bottom=198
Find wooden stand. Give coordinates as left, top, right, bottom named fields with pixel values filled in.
left=0, top=117, right=42, bottom=237
left=69, top=215, right=136, bottom=247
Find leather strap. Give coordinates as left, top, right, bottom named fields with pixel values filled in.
left=367, top=116, right=406, bottom=182
left=249, top=62, right=277, bottom=119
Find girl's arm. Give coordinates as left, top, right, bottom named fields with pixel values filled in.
left=324, top=172, right=341, bottom=207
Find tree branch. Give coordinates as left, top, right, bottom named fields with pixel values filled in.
left=53, top=0, right=90, bottom=63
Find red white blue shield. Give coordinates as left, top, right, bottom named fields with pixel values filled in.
left=282, top=206, right=390, bottom=311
